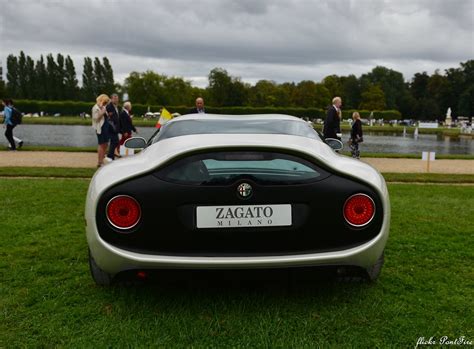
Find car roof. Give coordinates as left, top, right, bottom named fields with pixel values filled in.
left=151, top=114, right=320, bottom=143
left=167, top=113, right=306, bottom=124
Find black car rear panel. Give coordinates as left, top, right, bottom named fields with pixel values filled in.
left=96, top=153, right=384, bottom=257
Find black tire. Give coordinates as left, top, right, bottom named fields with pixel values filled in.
left=89, top=250, right=113, bottom=286
left=337, top=251, right=385, bottom=283
left=364, top=251, right=385, bottom=282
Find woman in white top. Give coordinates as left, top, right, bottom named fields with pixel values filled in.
left=92, top=94, right=110, bottom=167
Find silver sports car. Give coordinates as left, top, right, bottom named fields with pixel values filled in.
left=85, top=114, right=390, bottom=285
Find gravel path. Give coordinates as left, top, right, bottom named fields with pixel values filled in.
left=0, top=151, right=473, bottom=174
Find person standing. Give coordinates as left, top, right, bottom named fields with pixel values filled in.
left=119, top=101, right=137, bottom=146
left=350, top=112, right=363, bottom=159
left=92, top=94, right=110, bottom=167
left=188, top=97, right=205, bottom=114
left=106, top=93, right=120, bottom=161
left=2, top=99, right=23, bottom=151
left=323, top=96, right=342, bottom=140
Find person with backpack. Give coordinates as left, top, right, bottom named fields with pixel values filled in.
left=2, top=99, right=24, bottom=151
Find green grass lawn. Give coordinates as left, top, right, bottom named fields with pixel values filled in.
left=1, top=179, right=473, bottom=347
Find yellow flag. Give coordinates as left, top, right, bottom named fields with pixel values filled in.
left=155, top=107, right=173, bottom=128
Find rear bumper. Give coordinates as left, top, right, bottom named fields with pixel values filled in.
left=86, top=215, right=390, bottom=275
left=85, top=146, right=391, bottom=275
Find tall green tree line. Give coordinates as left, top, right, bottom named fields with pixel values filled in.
left=5, top=52, right=114, bottom=101
left=2, top=52, right=472, bottom=118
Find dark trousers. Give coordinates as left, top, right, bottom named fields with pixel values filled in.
left=108, top=133, right=119, bottom=159
left=350, top=140, right=360, bottom=158
left=5, top=124, right=16, bottom=150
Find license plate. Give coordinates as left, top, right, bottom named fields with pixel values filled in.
left=196, top=204, right=292, bottom=229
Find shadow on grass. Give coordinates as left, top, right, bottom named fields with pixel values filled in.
left=106, top=267, right=371, bottom=299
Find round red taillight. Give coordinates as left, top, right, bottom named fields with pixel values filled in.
left=343, top=194, right=375, bottom=227
left=106, top=195, right=141, bottom=230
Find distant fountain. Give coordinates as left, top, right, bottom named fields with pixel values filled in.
left=445, top=107, right=452, bottom=127
left=403, top=127, right=407, bottom=136
left=414, top=127, right=419, bottom=139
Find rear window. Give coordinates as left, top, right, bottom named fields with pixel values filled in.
left=154, top=151, right=330, bottom=185
left=149, top=119, right=320, bottom=144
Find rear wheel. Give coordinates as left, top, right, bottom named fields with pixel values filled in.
left=337, top=251, right=385, bottom=283
left=89, top=250, right=113, bottom=286
left=364, top=251, right=385, bottom=281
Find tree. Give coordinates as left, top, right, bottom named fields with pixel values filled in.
left=162, top=76, right=194, bottom=105
left=124, top=71, right=196, bottom=106
left=249, top=80, right=278, bottom=106
left=292, top=80, right=329, bottom=108
left=55, top=54, right=66, bottom=100
left=410, top=72, right=430, bottom=99
left=6, top=54, right=19, bottom=98
left=397, top=88, right=417, bottom=118
left=35, top=55, right=47, bottom=100
left=46, top=54, right=58, bottom=100
left=0, top=78, right=5, bottom=98
left=340, top=75, right=361, bottom=109
left=313, top=83, right=331, bottom=109
left=275, top=82, right=295, bottom=107
left=322, top=75, right=342, bottom=99
left=359, top=85, right=386, bottom=110
left=124, top=71, right=166, bottom=105
left=443, top=66, right=464, bottom=116
left=228, top=78, right=249, bottom=106
left=360, top=66, right=406, bottom=110
left=82, top=57, right=96, bottom=100
left=414, top=98, right=440, bottom=120
left=208, top=68, right=233, bottom=106
left=427, top=71, right=451, bottom=115
left=457, top=60, right=474, bottom=116
left=94, top=57, right=105, bottom=93
left=457, top=85, right=474, bottom=117
left=25, top=55, right=35, bottom=99
left=102, top=57, right=115, bottom=94
left=64, top=55, right=79, bottom=100
left=17, top=51, right=28, bottom=98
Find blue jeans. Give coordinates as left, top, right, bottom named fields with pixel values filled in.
left=5, top=124, right=16, bottom=150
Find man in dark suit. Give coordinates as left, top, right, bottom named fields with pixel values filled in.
left=323, top=96, right=342, bottom=140
left=188, top=97, right=205, bottom=114
left=119, top=101, right=137, bottom=147
left=105, top=93, right=120, bottom=161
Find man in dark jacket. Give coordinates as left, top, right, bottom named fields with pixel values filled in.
left=119, top=101, right=137, bottom=146
left=188, top=97, right=205, bottom=114
left=323, top=96, right=342, bottom=140
left=105, top=93, right=120, bottom=161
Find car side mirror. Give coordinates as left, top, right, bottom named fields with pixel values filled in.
left=325, top=138, right=344, bottom=151
left=124, top=137, right=147, bottom=149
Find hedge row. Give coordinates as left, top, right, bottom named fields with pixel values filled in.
left=9, top=100, right=402, bottom=120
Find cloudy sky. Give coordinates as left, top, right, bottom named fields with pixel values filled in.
left=1, top=0, right=473, bottom=87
